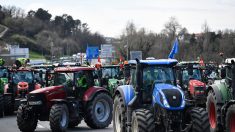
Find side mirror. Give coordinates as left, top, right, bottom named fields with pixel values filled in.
left=221, top=68, right=226, bottom=79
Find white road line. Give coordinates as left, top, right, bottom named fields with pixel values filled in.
left=37, top=124, right=45, bottom=129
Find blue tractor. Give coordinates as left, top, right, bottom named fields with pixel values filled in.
left=113, top=59, right=209, bottom=132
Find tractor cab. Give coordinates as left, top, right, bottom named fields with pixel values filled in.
left=31, top=64, right=55, bottom=87
left=176, top=61, right=206, bottom=103
left=6, top=67, right=41, bottom=97
left=52, top=66, right=95, bottom=98
left=203, top=63, right=220, bottom=85
left=127, top=59, right=180, bottom=104
left=0, top=66, right=9, bottom=93
left=97, top=65, right=124, bottom=94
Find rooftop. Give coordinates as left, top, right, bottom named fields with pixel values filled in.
left=128, top=59, right=178, bottom=65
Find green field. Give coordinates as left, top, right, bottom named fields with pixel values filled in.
left=29, top=50, right=46, bottom=60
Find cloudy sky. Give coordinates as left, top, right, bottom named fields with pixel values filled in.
left=1, top=0, right=235, bottom=37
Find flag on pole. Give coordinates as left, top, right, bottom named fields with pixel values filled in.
left=168, top=38, right=179, bottom=59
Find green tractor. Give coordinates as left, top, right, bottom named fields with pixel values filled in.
left=98, top=65, right=124, bottom=94
left=206, top=60, right=235, bottom=132
left=0, top=58, right=8, bottom=117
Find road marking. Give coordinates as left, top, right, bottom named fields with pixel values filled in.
left=37, top=124, right=45, bottom=128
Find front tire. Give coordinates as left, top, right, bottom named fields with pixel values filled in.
left=190, top=107, right=210, bottom=132
left=131, top=109, right=155, bottom=132
left=225, top=104, right=235, bottom=132
left=206, top=90, right=222, bottom=132
left=113, top=94, right=126, bottom=132
left=4, top=95, right=14, bottom=115
left=49, top=104, right=69, bottom=132
left=17, top=104, right=38, bottom=132
left=84, top=92, right=112, bottom=129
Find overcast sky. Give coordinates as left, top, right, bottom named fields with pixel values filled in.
left=1, top=0, right=235, bottom=37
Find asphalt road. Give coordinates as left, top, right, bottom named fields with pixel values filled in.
left=0, top=114, right=113, bottom=132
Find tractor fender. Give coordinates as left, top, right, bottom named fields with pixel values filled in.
left=207, top=85, right=224, bottom=104
left=114, top=85, right=135, bottom=106
left=83, top=86, right=110, bottom=102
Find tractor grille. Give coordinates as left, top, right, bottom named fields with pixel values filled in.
left=27, top=93, right=46, bottom=103
left=162, top=89, right=182, bottom=107
left=194, top=86, right=205, bottom=91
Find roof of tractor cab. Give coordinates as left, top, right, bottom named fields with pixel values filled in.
left=10, top=67, right=33, bottom=72
left=101, top=65, right=120, bottom=68
left=128, top=59, right=178, bottom=65
left=55, top=66, right=95, bottom=72
left=178, top=61, right=199, bottom=65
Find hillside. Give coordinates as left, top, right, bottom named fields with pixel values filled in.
left=0, top=5, right=106, bottom=60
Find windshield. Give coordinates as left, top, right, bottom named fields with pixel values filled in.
left=0, top=68, right=8, bottom=78
left=101, top=67, right=120, bottom=78
left=182, top=69, right=202, bottom=81
left=143, top=66, right=175, bottom=87
left=12, top=71, right=33, bottom=84
left=54, top=72, right=73, bottom=85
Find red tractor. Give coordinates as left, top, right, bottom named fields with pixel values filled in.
left=17, top=66, right=113, bottom=132
left=4, top=67, right=41, bottom=115
left=176, top=61, right=207, bottom=105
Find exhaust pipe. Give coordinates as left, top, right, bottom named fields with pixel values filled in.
left=127, top=58, right=143, bottom=131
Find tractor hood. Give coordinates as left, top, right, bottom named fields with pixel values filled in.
left=152, top=83, right=185, bottom=110
left=189, top=79, right=205, bottom=87
left=30, top=85, right=64, bottom=94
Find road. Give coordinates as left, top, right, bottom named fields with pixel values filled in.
left=0, top=114, right=113, bottom=132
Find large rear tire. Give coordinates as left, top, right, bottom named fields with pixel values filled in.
left=4, top=95, right=14, bottom=115
left=206, top=90, right=222, bottom=132
left=131, top=109, right=155, bottom=132
left=49, top=104, right=69, bottom=132
left=84, top=92, right=112, bottom=129
left=17, top=104, right=38, bottom=132
left=190, top=107, right=210, bottom=132
left=225, top=104, right=235, bottom=132
left=113, top=94, right=126, bottom=132
left=0, top=95, right=4, bottom=117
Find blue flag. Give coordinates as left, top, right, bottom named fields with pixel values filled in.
left=86, top=46, right=99, bottom=59
left=168, top=38, right=179, bottom=59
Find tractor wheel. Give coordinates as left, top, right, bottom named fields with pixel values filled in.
left=84, top=92, right=112, bottom=129
left=17, top=104, right=38, bottom=132
left=225, top=104, right=235, bottom=132
left=206, top=90, right=222, bottom=132
left=49, top=104, right=69, bottom=132
left=0, top=95, right=4, bottom=118
left=190, top=107, right=210, bottom=132
left=68, top=117, right=82, bottom=128
left=131, top=109, right=155, bottom=132
left=113, top=94, right=126, bottom=132
left=4, top=95, right=14, bottom=115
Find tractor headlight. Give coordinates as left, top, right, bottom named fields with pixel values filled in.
left=28, top=101, right=42, bottom=105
